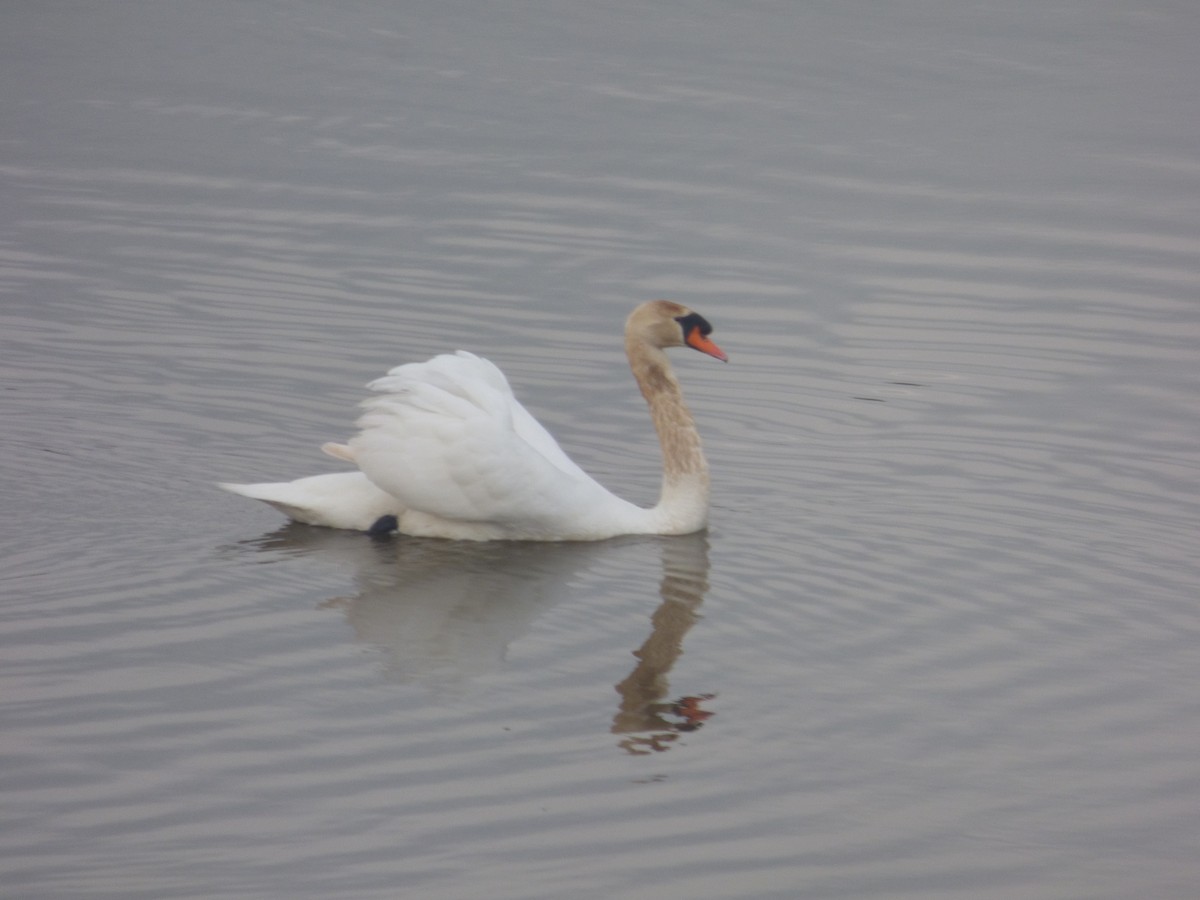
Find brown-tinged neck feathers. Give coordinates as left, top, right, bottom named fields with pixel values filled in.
left=625, top=327, right=709, bottom=482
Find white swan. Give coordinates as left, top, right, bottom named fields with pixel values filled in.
left=220, top=300, right=726, bottom=540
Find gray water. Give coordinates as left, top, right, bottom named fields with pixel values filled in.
left=3, top=3, right=1199, bottom=898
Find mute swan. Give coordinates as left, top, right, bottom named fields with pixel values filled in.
left=220, top=300, right=726, bottom=540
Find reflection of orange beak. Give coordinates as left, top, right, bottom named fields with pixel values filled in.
left=686, top=330, right=728, bottom=362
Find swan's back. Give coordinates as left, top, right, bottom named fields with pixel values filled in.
left=365, top=352, right=589, bottom=480
left=348, top=351, right=645, bottom=539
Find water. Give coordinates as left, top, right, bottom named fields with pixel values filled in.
left=3, top=2, right=1199, bottom=898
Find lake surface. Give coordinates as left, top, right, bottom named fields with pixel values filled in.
left=3, top=3, right=1199, bottom=898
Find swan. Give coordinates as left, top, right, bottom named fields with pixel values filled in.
left=219, top=300, right=726, bottom=540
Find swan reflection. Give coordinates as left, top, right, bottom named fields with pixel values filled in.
left=328, top=537, right=623, bottom=689
left=611, top=533, right=715, bottom=754
left=237, top=526, right=715, bottom=748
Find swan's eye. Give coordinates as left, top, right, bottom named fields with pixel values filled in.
left=674, top=312, right=712, bottom=338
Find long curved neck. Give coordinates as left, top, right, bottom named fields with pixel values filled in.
left=625, top=334, right=710, bottom=530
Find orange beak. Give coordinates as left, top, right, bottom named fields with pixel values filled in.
left=685, top=329, right=728, bottom=362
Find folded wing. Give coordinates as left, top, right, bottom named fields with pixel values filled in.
left=348, top=351, right=630, bottom=535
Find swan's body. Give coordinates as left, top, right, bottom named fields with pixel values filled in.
left=220, top=300, right=726, bottom=541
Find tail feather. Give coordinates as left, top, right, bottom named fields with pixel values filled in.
left=217, top=481, right=324, bottom=524
left=321, top=442, right=356, bottom=462
left=218, top=472, right=401, bottom=531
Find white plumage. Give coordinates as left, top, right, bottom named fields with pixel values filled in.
left=220, top=300, right=726, bottom=541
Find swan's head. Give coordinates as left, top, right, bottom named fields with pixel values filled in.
left=628, top=300, right=728, bottom=362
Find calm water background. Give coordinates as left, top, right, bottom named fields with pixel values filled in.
left=3, top=3, right=1199, bottom=898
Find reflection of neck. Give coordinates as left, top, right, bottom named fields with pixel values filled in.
left=612, top=536, right=711, bottom=749
left=626, top=336, right=711, bottom=525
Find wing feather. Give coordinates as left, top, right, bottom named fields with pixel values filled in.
left=349, top=352, right=620, bottom=530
